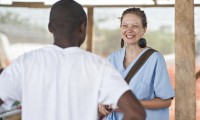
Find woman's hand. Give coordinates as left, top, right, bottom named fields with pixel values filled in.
left=98, top=104, right=112, bottom=116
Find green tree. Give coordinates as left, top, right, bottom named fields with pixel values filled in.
left=145, top=26, right=175, bottom=54
left=94, top=25, right=175, bottom=57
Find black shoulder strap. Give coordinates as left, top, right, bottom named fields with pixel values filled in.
left=125, top=48, right=156, bottom=84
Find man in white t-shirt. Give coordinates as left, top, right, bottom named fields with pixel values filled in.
left=0, top=0, right=146, bottom=120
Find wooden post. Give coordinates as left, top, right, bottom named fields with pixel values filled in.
left=12, top=2, right=46, bottom=8
left=175, top=0, right=195, bottom=120
left=5, top=114, right=21, bottom=120
left=86, top=7, right=94, bottom=52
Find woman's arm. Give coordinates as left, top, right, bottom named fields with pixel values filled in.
left=113, top=97, right=173, bottom=112
left=140, top=98, right=173, bottom=109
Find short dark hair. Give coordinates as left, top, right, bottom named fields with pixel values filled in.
left=49, top=0, right=87, bottom=37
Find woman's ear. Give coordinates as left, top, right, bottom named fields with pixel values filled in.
left=144, top=27, right=147, bottom=32
left=143, top=27, right=147, bottom=34
left=48, top=23, right=53, bottom=33
left=141, top=27, right=147, bottom=36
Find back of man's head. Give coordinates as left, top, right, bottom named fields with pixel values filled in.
left=49, top=0, right=87, bottom=38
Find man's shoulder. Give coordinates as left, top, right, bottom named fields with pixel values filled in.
left=82, top=50, right=107, bottom=63
left=21, top=46, right=47, bottom=57
left=108, top=48, right=123, bottom=57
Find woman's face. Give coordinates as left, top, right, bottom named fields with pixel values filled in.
left=120, top=13, right=146, bottom=46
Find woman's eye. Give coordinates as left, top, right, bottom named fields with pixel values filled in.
left=122, top=25, right=128, bottom=28
left=133, top=25, right=139, bottom=28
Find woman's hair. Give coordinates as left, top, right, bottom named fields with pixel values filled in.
left=120, top=8, right=147, bottom=48
left=120, top=7, right=147, bottom=28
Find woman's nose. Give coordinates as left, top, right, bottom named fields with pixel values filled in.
left=126, top=26, right=134, bottom=32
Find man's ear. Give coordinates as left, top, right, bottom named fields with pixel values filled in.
left=77, top=23, right=86, bottom=44
left=80, top=23, right=86, bottom=33
left=48, top=23, right=53, bottom=33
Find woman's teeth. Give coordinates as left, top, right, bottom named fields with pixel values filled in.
left=126, top=35, right=134, bottom=39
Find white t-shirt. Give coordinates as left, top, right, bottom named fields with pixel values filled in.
left=0, top=45, right=130, bottom=120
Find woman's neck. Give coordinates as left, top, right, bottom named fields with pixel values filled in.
left=123, top=45, right=146, bottom=68
left=125, top=45, right=144, bottom=57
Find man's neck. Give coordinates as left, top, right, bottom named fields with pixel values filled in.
left=53, top=40, right=77, bottom=49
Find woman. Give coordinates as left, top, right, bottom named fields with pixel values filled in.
left=98, top=7, right=175, bottom=120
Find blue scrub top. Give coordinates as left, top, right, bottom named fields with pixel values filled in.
left=106, top=48, right=175, bottom=120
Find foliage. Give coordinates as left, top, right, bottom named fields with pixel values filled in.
left=0, top=11, right=29, bottom=25
left=145, top=26, right=175, bottom=54
left=94, top=25, right=175, bottom=57
left=0, top=11, right=52, bottom=44
left=0, top=10, right=175, bottom=56
left=94, top=27, right=121, bottom=57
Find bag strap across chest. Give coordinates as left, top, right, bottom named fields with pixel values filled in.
left=125, top=48, right=156, bottom=84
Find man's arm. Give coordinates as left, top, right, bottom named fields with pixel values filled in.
left=0, top=99, right=3, bottom=106
left=118, top=90, right=146, bottom=120
left=0, top=68, right=3, bottom=74
left=0, top=68, right=4, bottom=106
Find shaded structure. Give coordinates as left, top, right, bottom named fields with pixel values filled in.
left=175, top=0, right=196, bottom=119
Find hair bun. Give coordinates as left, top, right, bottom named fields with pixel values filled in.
left=138, top=38, right=147, bottom=48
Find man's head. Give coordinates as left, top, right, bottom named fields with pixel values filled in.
left=48, top=0, right=87, bottom=47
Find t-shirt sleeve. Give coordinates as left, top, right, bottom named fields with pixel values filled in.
left=98, top=61, right=130, bottom=107
left=154, top=53, right=175, bottom=99
left=0, top=56, right=23, bottom=105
